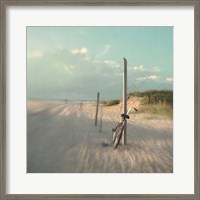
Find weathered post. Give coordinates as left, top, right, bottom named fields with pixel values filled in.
left=95, top=92, right=100, bottom=126
left=122, top=58, right=127, bottom=145
left=99, top=106, right=103, bottom=132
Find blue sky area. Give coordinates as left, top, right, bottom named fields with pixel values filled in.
left=27, top=27, right=173, bottom=100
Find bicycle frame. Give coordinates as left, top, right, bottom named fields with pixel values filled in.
left=112, top=107, right=132, bottom=148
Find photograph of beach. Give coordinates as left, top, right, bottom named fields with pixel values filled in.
left=27, top=27, right=173, bottom=173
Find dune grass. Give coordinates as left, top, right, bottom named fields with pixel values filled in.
left=135, top=103, right=173, bottom=119
left=101, top=99, right=120, bottom=106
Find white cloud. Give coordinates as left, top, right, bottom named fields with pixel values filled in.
left=129, top=65, right=161, bottom=72
left=27, top=47, right=169, bottom=100
left=129, top=65, right=145, bottom=71
left=103, top=60, right=120, bottom=68
left=27, top=48, right=123, bottom=99
left=28, top=51, right=44, bottom=58
left=96, top=44, right=112, bottom=58
left=148, top=75, right=158, bottom=80
left=166, top=77, right=173, bottom=82
left=70, top=48, right=88, bottom=55
left=136, top=75, right=158, bottom=81
left=152, top=67, right=161, bottom=72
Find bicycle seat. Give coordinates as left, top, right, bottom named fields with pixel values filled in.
left=121, top=114, right=130, bottom=119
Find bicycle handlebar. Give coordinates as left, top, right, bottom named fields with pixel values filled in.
left=121, top=113, right=130, bottom=119
left=121, top=107, right=138, bottom=119
left=126, top=107, right=138, bottom=115
left=127, top=107, right=132, bottom=115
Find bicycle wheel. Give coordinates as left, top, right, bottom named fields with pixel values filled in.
left=112, top=124, right=121, bottom=143
left=113, top=125, right=124, bottom=149
left=112, top=124, right=119, bottom=143
left=112, top=131, right=117, bottom=143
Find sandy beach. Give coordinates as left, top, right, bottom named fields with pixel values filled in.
left=27, top=99, right=173, bottom=173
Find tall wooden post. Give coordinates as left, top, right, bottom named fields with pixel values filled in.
left=99, top=106, right=103, bottom=132
left=95, top=92, right=100, bottom=126
left=122, top=58, right=127, bottom=145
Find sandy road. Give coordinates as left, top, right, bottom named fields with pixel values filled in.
left=27, top=100, right=173, bottom=173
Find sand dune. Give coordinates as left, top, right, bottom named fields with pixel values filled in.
left=27, top=100, right=173, bottom=173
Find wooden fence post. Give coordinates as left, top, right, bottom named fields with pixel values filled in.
left=99, top=106, right=103, bottom=132
left=95, top=92, right=100, bottom=126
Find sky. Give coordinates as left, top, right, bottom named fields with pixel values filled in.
left=27, top=27, right=173, bottom=100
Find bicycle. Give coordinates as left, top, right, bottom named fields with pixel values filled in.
left=112, top=107, right=138, bottom=149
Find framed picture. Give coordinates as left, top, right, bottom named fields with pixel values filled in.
left=0, top=0, right=199, bottom=199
